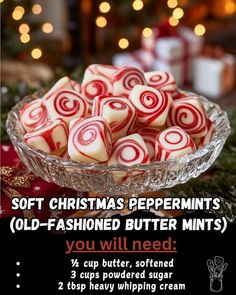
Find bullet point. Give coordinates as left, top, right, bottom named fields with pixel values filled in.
left=16, top=284, right=20, bottom=289
left=16, top=273, right=20, bottom=277
left=16, top=262, right=20, bottom=266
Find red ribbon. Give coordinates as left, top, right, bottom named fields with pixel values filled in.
left=143, top=21, right=191, bottom=85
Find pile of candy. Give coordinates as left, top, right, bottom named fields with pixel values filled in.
left=20, top=64, right=215, bottom=167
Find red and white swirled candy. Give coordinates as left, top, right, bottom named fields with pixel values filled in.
left=129, top=85, right=172, bottom=127
left=137, top=127, right=160, bottom=161
left=92, top=96, right=136, bottom=140
left=194, top=118, right=215, bottom=147
left=172, top=89, right=190, bottom=100
left=81, top=75, right=112, bottom=107
left=20, top=99, right=48, bottom=132
left=107, top=134, right=150, bottom=167
left=167, top=97, right=207, bottom=138
left=145, top=71, right=177, bottom=94
left=113, top=66, right=146, bottom=97
left=68, top=116, right=112, bottom=163
left=155, top=126, right=196, bottom=161
left=42, top=76, right=73, bottom=103
left=44, top=89, right=88, bottom=124
left=84, top=64, right=118, bottom=82
left=23, top=118, right=68, bottom=155
left=71, top=80, right=81, bottom=92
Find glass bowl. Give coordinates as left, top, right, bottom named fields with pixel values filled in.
left=6, top=90, right=230, bottom=196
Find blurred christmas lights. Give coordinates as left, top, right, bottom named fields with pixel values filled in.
left=42, top=22, right=53, bottom=33
left=31, top=48, right=42, bottom=59
left=169, top=16, right=179, bottom=26
left=32, top=4, right=42, bottom=15
left=142, top=27, right=153, bottom=37
left=20, top=33, right=30, bottom=43
left=194, top=24, right=206, bottom=36
left=132, top=0, right=144, bottom=11
left=118, top=38, right=129, bottom=49
left=99, top=2, right=111, bottom=13
left=96, top=16, right=107, bottom=28
left=167, top=0, right=178, bottom=9
left=225, top=0, right=236, bottom=14
left=173, top=7, right=184, bottom=19
left=19, top=24, right=30, bottom=34
left=12, top=6, right=25, bottom=20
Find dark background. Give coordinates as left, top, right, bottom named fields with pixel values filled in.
left=1, top=211, right=235, bottom=295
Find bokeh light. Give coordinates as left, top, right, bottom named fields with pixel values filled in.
left=42, top=22, right=54, bottom=33
left=20, top=34, right=30, bottom=43
left=132, top=0, right=144, bottom=11
left=31, top=48, right=42, bottom=59
left=167, top=0, right=178, bottom=9
left=173, top=7, right=184, bottom=19
left=99, top=2, right=111, bottom=13
left=142, top=27, right=153, bottom=38
left=12, top=6, right=25, bottom=21
left=194, top=24, right=206, bottom=36
left=32, top=4, right=42, bottom=15
left=118, top=38, right=129, bottom=49
left=19, top=24, right=30, bottom=34
left=169, top=16, right=179, bottom=26
left=96, top=16, right=107, bottom=28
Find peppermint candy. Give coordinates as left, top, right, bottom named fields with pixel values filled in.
left=44, top=89, right=88, bottom=124
left=172, top=89, right=190, bottom=100
left=107, top=133, right=150, bottom=167
left=71, top=80, right=81, bottom=92
left=42, top=76, right=73, bottom=102
left=155, top=126, right=196, bottom=161
left=129, top=85, right=172, bottom=127
left=113, top=67, right=146, bottom=97
left=20, top=99, right=48, bottom=132
left=81, top=75, right=113, bottom=107
left=92, top=96, right=136, bottom=140
left=84, top=64, right=118, bottom=82
left=137, top=127, right=160, bottom=161
left=167, top=97, right=207, bottom=138
left=145, top=71, right=177, bottom=94
left=194, top=119, right=215, bottom=147
left=23, top=118, right=68, bottom=155
left=68, top=116, right=112, bottom=163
